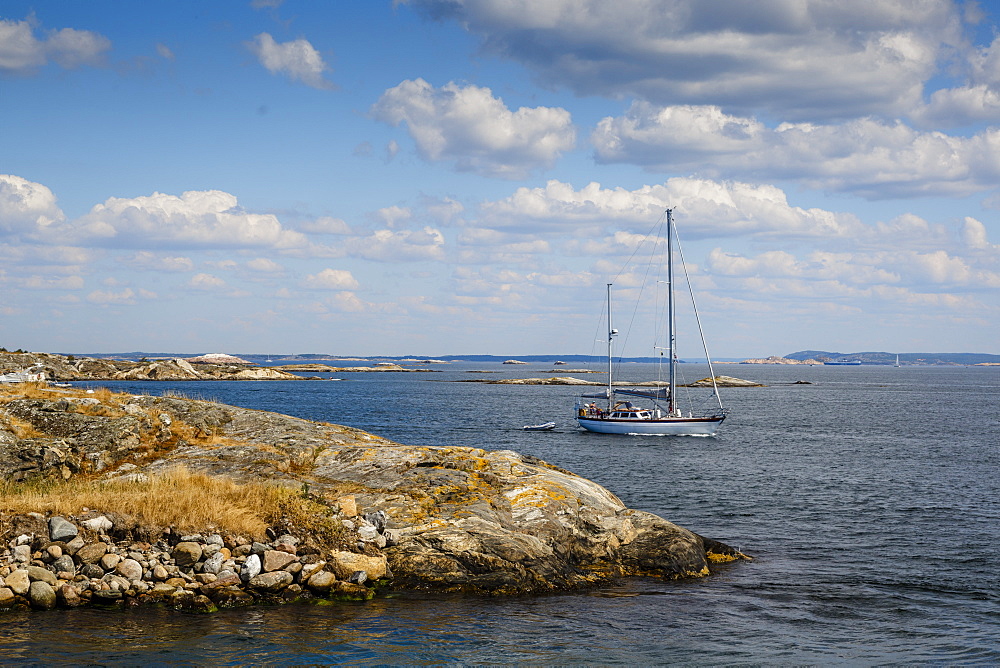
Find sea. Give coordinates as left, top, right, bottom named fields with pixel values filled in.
left=1, top=361, right=997, bottom=665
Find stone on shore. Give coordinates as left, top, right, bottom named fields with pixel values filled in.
left=28, top=581, right=57, bottom=610
left=5, top=570, right=30, bottom=595
left=172, top=542, right=203, bottom=567
left=48, top=516, right=78, bottom=542
left=248, top=571, right=294, bottom=593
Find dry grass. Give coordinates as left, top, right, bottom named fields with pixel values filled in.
left=0, top=413, right=47, bottom=439
left=0, top=381, right=54, bottom=403
left=0, top=467, right=343, bottom=541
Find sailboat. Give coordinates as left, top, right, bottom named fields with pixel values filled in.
left=574, top=209, right=727, bottom=436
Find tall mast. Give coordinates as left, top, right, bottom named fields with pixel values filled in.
left=666, top=208, right=676, bottom=416
left=607, top=282, right=615, bottom=411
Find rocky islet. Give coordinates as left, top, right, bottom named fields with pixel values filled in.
left=0, top=383, right=750, bottom=613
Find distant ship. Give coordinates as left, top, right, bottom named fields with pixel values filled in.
left=824, top=359, right=862, bottom=366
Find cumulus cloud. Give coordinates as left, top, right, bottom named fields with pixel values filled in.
left=246, top=33, right=333, bottom=90
left=0, top=17, right=110, bottom=73
left=0, top=174, right=65, bottom=235
left=479, top=178, right=864, bottom=240
left=592, top=103, right=1000, bottom=199
left=961, top=217, right=997, bottom=250
left=74, top=189, right=308, bottom=249
left=341, top=227, right=446, bottom=261
left=400, top=0, right=960, bottom=122
left=708, top=247, right=1000, bottom=298
left=371, top=78, right=575, bottom=178
left=374, top=205, right=412, bottom=228
left=302, top=268, right=359, bottom=290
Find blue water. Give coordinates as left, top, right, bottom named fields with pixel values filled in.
left=2, top=362, right=998, bottom=664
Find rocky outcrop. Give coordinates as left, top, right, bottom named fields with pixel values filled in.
left=0, top=385, right=749, bottom=603
left=684, top=375, right=765, bottom=387
left=740, top=356, right=821, bottom=365
left=274, top=364, right=439, bottom=373
left=0, top=352, right=304, bottom=382
left=186, top=353, right=251, bottom=364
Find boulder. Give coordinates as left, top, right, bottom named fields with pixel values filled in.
left=28, top=581, right=57, bottom=610
left=240, top=554, right=261, bottom=582
left=248, top=571, right=293, bottom=593
left=305, top=570, right=337, bottom=593
left=261, top=550, right=296, bottom=573
left=26, top=565, right=58, bottom=586
left=57, top=584, right=84, bottom=608
left=75, top=542, right=108, bottom=565
left=115, top=558, right=143, bottom=582
left=5, top=569, right=30, bottom=596
left=48, top=516, right=78, bottom=542
left=328, top=551, right=387, bottom=581
left=172, top=542, right=203, bottom=568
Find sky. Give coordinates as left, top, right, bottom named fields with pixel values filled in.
left=2, top=0, right=999, bottom=358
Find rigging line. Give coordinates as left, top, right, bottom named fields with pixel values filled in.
left=674, top=225, right=724, bottom=410
left=618, top=220, right=662, bottom=373
left=609, top=211, right=667, bottom=377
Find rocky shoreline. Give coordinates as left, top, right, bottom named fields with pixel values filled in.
left=1, top=381, right=750, bottom=613
left=1, top=508, right=388, bottom=612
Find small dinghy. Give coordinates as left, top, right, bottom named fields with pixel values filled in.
left=523, top=421, right=556, bottom=431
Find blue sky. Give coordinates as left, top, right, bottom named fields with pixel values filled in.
left=2, top=0, right=999, bottom=357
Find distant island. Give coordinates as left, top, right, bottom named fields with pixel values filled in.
left=740, top=351, right=1000, bottom=366
left=7, top=348, right=998, bottom=368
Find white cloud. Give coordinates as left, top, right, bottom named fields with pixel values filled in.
left=19, top=275, right=84, bottom=290
left=592, top=103, right=1000, bottom=199
left=302, top=268, right=359, bottom=290
left=326, top=291, right=369, bottom=313
left=371, top=78, right=575, bottom=178
left=75, top=189, right=308, bottom=249
left=0, top=174, right=65, bottom=235
left=961, top=217, right=997, bottom=250
left=156, top=43, right=174, bottom=60
left=122, top=251, right=194, bottom=272
left=311, top=226, right=447, bottom=262
left=0, top=17, right=110, bottom=73
left=246, top=258, right=284, bottom=274
left=401, top=0, right=959, bottom=122
left=374, top=205, right=412, bottom=228
left=247, top=33, right=333, bottom=90
left=87, top=288, right=136, bottom=304
left=299, top=216, right=352, bottom=235
left=479, top=178, right=864, bottom=240
left=187, top=273, right=227, bottom=290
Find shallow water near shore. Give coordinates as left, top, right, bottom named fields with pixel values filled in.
left=3, top=362, right=998, bottom=664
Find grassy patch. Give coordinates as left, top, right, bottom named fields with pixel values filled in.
left=0, top=467, right=346, bottom=543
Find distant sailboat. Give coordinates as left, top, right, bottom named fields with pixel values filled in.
left=894, top=354, right=901, bottom=367
left=573, top=209, right=726, bottom=436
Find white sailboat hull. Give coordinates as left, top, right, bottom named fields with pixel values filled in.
left=577, top=415, right=724, bottom=436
